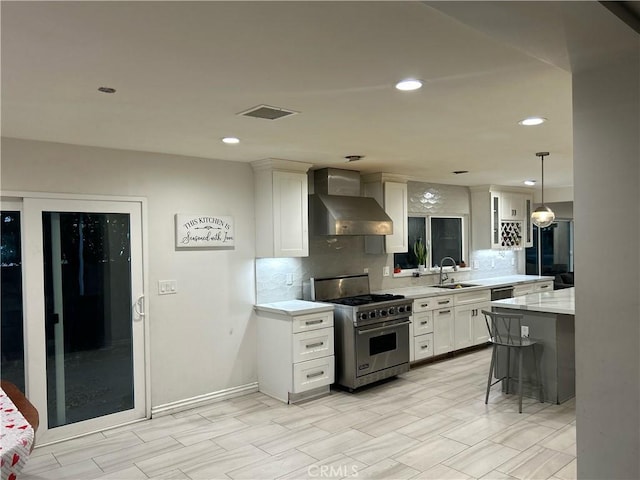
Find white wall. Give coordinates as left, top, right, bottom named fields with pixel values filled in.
left=1, top=138, right=257, bottom=408
left=573, top=50, right=640, bottom=479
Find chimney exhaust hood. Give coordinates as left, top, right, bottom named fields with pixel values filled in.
left=309, top=168, right=393, bottom=236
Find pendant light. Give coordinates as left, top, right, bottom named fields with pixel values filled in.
left=531, top=151, right=555, bottom=228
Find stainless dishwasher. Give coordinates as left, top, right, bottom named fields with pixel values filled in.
left=490, top=286, right=514, bottom=300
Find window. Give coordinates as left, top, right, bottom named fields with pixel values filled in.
left=394, top=215, right=468, bottom=271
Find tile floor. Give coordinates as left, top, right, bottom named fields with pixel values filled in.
left=21, top=347, right=577, bottom=480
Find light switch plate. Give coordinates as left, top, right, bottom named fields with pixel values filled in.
left=383, top=266, right=390, bottom=277
left=158, top=280, right=177, bottom=295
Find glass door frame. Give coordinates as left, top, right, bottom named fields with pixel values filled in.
left=5, top=191, right=150, bottom=445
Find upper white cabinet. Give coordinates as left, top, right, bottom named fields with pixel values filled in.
left=362, top=174, right=408, bottom=254
left=471, top=186, right=534, bottom=250
left=252, top=159, right=313, bottom=258
left=501, top=192, right=525, bottom=221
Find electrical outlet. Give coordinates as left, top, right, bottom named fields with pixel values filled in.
left=511, top=257, right=515, bottom=266
left=473, top=260, right=480, bottom=269
left=363, top=267, right=369, bottom=274
left=383, top=266, right=390, bottom=277
left=491, top=259, right=495, bottom=269
left=285, top=273, right=293, bottom=285
left=521, top=325, right=529, bottom=338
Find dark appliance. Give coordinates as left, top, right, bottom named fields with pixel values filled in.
left=310, top=274, right=412, bottom=390
left=491, top=286, right=514, bottom=300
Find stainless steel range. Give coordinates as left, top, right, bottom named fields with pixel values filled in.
left=311, top=274, right=412, bottom=390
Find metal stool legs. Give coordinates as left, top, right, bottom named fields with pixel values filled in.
left=485, top=345, right=497, bottom=405
left=484, top=344, right=542, bottom=413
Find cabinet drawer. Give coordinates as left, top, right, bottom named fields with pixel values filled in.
left=534, top=281, right=553, bottom=292
left=291, top=311, right=333, bottom=333
left=414, top=295, right=454, bottom=312
left=292, top=356, right=335, bottom=393
left=454, top=289, right=490, bottom=305
left=413, top=311, right=433, bottom=335
left=292, top=327, right=334, bottom=363
left=513, top=284, right=534, bottom=297
left=414, top=333, right=434, bottom=361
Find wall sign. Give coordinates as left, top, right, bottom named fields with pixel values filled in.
left=175, top=214, right=235, bottom=248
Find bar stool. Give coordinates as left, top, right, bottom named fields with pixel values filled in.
left=481, top=310, right=543, bottom=413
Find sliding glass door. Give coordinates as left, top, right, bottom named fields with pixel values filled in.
left=4, top=197, right=147, bottom=444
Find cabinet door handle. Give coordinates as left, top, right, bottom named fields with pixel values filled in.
left=305, top=342, right=324, bottom=349
left=421, top=345, right=430, bottom=350
left=439, top=309, right=451, bottom=315
left=420, top=303, right=430, bottom=308
left=305, top=319, right=324, bottom=325
left=420, top=321, right=428, bottom=325
left=438, top=300, right=450, bottom=305
left=539, top=285, right=549, bottom=289
left=306, top=371, right=324, bottom=379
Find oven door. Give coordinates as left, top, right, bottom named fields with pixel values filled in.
left=355, top=318, right=410, bottom=377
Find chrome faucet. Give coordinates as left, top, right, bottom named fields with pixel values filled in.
left=439, top=256, right=458, bottom=285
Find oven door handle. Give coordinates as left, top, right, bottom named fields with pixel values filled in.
left=357, top=320, right=411, bottom=335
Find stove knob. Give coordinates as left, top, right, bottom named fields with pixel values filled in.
left=359, top=312, right=368, bottom=321
left=369, top=311, right=376, bottom=318
left=406, top=304, right=412, bottom=313
left=388, top=307, right=396, bottom=315
left=398, top=306, right=405, bottom=313
left=380, top=309, right=388, bottom=317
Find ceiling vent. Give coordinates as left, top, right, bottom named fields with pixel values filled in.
left=238, top=104, right=298, bottom=120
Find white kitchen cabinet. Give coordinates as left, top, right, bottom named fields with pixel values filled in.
left=252, top=159, right=312, bottom=258
left=524, top=195, right=534, bottom=248
left=453, top=289, right=491, bottom=349
left=501, top=192, right=525, bottom=221
left=471, top=186, right=532, bottom=250
left=433, top=306, right=455, bottom=355
left=472, top=304, right=491, bottom=345
left=255, top=303, right=335, bottom=404
left=413, top=333, right=434, bottom=361
left=513, top=283, right=535, bottom=297
left=362, top=174, right=408, bottom=254
left=411, top=295, right=452, bottom=361
left=534, top=280, right=553, bottom=292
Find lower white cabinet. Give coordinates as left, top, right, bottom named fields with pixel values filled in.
left=411, top=295, right=453, bottom=360
left=413, top=289, right=490, bottom=360
left=473, top=304, right=491, bottom=345
left=534, top=280, right=553, bottom=292
left=514, top=280, right=554, bottom=297
left=414, top=333, right=434, bottom=361
left=433, top=307, right=455, bottom=355
left=256, top=306, right=335, bottom=403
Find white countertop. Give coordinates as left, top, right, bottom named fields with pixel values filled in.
left=491, top=287, right=575, bottom=315
left=376, top=275, right=554, bottom=299
left=254, top=299, right=334, bottom=316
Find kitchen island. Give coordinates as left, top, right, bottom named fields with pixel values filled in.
left=491, top=287, right=575, bottom=404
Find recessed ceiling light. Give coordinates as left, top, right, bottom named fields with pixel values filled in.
left=221, top=137, right=240, bottom=144
left=524, top=180, right=536, bottom=186
left=395, top=79, right=423, bottom=91
left=518, top=117, right=546, bottom=126
left=98, top=86, right=116, bottom=94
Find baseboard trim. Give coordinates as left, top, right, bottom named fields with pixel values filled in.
left=151, top=382, right=259, bottom=417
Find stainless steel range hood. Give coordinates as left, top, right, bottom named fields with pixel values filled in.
left=309, top=168, right=393, bottom=236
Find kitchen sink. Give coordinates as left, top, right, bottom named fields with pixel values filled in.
left=433, top=283, right=480, bottom=289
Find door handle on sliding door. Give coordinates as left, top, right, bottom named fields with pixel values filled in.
left=133, top=295, right=145, bottom=320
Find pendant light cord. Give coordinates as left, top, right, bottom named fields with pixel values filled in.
left=541, top=154, right=545, bottom=205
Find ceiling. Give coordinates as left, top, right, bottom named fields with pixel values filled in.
left=1, top=1, right=603, bottom=189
